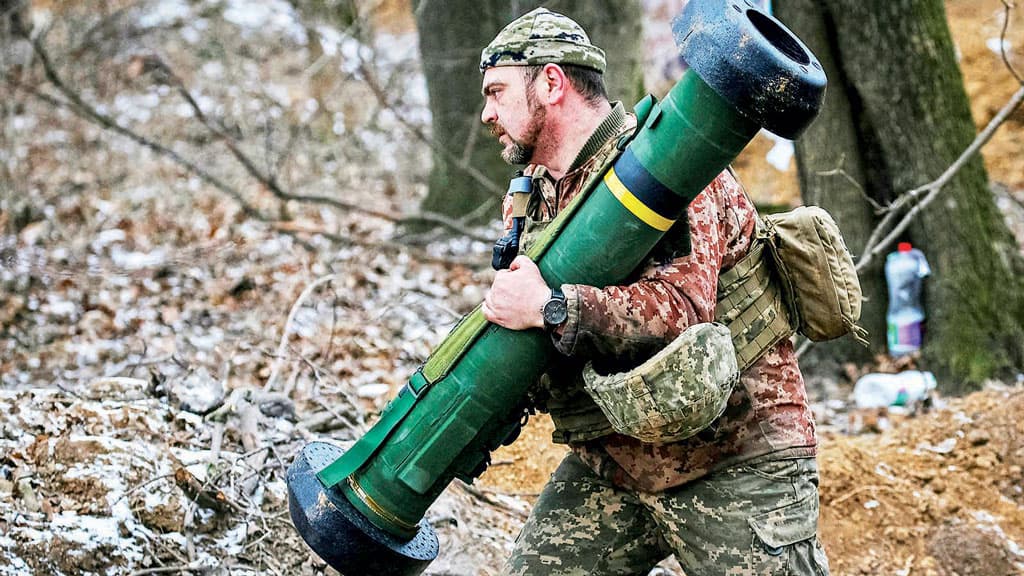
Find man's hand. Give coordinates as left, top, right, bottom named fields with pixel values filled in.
left=482, top=255, right=549, bottom=330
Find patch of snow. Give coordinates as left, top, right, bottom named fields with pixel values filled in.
left=50, top=513, right=121, bottom=547
left=917, top=437, right=957, bottom=454
left=953, top=411, right=973, bottom=425
left=45, top=295, right=77, bottom=317
left=139, top=0, right=191, bottom=28
left=201, top=60, right=225, bottom=79
left=263, top=83, right=292, bottom=107
left=93, top=228, right=127, bottom=249
left=42, top=130, right=69, bottom=144
left=874, top=462, right=897, bottom=482
left=357, top=383, right=390, bottom=398
left=180, top=23, right=202, bottom=44
left=217, top=523, right=248, bottom=555
left=987, top=37, right=1014, bottom=57
left=110, top=246, right=167, bottom=270
left=11, top=114, right=37, bottom=131
left=221, top=0, right=307, bottom=44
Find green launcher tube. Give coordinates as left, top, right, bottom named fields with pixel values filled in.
left=287, top=1, right=827, bottom=574
left=336, top=71, right=760, bottom=535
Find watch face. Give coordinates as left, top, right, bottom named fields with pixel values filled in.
left=543, top=298, right=568, bottom=325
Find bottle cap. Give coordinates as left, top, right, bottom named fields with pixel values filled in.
left=898, top=242, right=913, bottom=253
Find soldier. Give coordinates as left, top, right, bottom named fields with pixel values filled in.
left=478, top=8, right=830, bottom=576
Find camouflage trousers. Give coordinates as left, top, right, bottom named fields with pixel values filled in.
left=502, top=454, right=829, bottom=576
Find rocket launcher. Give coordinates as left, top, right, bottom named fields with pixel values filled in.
left=286, top=1, right=827, bottom=574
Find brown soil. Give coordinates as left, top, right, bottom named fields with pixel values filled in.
left=479, top=388, right=1024, bottom=575
left=820, top=388, right=1024, bottom=575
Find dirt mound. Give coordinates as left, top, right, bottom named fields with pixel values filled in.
left=477, top=387, right=1024, bottom=575
left=821, top=386, right=1024, bottom=575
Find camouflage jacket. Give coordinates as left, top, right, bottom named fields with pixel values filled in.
left=501, top=103, right=817, bottom=493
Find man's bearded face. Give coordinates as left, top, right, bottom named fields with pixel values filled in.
left=490, top=82, right=546, bottom=165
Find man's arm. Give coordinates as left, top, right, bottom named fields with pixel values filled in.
left=484, top=170, right=756, bottom=368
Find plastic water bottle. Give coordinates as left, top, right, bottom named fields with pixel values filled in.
left=885, top=242, right=931, bottom=356
left=853, top=371, right=937, bottom=408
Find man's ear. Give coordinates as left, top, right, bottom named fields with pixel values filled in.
left=540, top=63, right=568, bottom=105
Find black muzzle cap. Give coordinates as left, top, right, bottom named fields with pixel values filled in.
left=674, top=0, right=827, bottom=139
left=287, top=442, right=438, bottom=576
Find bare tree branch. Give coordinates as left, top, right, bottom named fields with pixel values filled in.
left=797, top=2, right=1023, bottom=359
left=274, top=222, right=486, bottom=268
left=264, top=273, right=339, bottom=392
left=153, top=54, right=493, bottom=241
left=357, top=60, right=504, bottom=201
left=999, top=0, right=1023, bottom=85
left=857, top=84, right=1024, bottom=271
left=816, top=157, right=884, bottom=213
left=12, top=27, right=493, bottom=247
left=18, top=27, right=269, bottom=222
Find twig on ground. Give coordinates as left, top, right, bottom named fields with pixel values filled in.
left=455, top=481, right=529, bottom=520
left=209, top=422, right=225, bottom=464
left=238, top=399, right=269, bottom=496
left=264, top=273, right=339, bottom=392
left=112, top=473, right=177, bottom=507
left=274, top=222, right=488, bottom=267
left=831, top=483, right=897, bottom=506
left=173, top=466, right=234, bottom=514
left=129, top=563, right=206, bottom=576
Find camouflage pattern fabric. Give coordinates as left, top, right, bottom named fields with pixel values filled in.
left=502, top=454, right=830, bottom=576
left=504, top=107, right=819, bottom=492
left=581, top=322, right=739, bottom=444
left=480, top=8, right=607, bottom=73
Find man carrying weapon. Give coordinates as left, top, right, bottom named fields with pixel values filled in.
left=479, top=9, right=831, bottom=575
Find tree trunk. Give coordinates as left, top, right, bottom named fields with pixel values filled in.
left=776, top=0, right=1024, bottom=391
left=414, top=1, right=642, bottom=225
left=772, top=0, right=887, bottom=376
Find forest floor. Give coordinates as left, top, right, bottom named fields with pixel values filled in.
left=2, top=1, right=1023, bottom=575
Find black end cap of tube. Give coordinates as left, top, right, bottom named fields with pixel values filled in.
left=287, top=442, right=438, bottom=576
left=673, top=0, right=827, bottom=139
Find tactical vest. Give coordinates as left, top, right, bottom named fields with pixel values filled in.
left=523, top=147, right=793, bottom=444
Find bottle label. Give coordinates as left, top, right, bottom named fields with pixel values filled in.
left=887, top=320, right=923, bottom=354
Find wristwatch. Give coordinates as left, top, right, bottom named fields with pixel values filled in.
left=541, top=287, right=568, bottom=331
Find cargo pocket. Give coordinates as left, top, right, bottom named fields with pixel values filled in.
left=748, top=490, right=828, bottom=575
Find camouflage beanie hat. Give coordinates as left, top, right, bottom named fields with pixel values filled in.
left=480, top=8, right=606, bottom=73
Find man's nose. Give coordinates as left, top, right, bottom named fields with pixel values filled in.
left=481, top=101, right=496, bottom=125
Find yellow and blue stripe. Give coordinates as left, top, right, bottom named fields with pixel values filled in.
left=603, top=149, right=685, bottom=231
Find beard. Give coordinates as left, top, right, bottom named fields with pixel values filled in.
left=491, top=102, right=546, bottom=165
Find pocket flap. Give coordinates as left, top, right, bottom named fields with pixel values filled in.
left=747, top=491, right=819, bottom=549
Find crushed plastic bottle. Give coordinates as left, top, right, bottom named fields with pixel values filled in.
left=885, top=242, right=931, bottom=356
left=853, top=370, right=937, bottom=409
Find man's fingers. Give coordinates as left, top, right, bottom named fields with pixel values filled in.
left=509, top=255, right=534, bottom=272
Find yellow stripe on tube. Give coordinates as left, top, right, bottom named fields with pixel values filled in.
left=603, top=168, right=677, bottom=232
